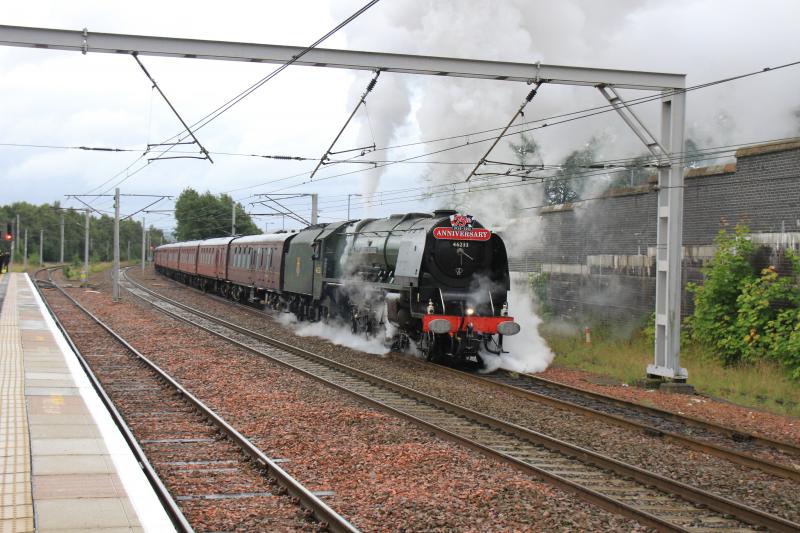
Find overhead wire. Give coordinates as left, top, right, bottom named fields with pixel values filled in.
left=228, top=58, right=800, bottom=195
left=15, top=57, right=799, bottom=204
left=70, top=58, right=800, bottom=232
left=136, top=133, right=798, bottom=232
left=315, top=142, right=794, bottom=216
left=80, top=0, right=382, bottom=199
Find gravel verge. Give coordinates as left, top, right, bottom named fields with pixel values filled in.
left=52, top=270, right=646, bottom=532
left=125, top=268, right=800, bottom=524
left=44, top=286, right=315, bottom=532
left=538, top=366, right=800, bottom=445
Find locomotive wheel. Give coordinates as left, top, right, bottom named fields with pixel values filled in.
left=419, top=332, right=437, bottom=362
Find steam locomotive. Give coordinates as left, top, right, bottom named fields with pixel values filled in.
left=154, top=210, right=520, bottom=365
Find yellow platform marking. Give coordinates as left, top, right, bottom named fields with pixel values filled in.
left=0, top=275, right=34, bottom=533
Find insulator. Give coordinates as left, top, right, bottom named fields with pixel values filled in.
left=367, top=77, right=378, bottom=92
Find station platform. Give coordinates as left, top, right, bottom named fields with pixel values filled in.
left=0, top=273, right=175, bottom=533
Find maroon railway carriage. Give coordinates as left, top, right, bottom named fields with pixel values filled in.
left=176, top=241, right=201, bottom=276
left=224, top=233, right=294, bottom=304
left=156, top=233, right=295, bottom=305
left=154, top=242, right=181, bottom=272
left=196, top=237, right=235, bottom=281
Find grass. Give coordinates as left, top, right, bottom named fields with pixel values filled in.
left=62, top=261, right=137, bottom=280
left=0, top=261, right=135, bottom=278
left=541, top=323, right=800, bottom=418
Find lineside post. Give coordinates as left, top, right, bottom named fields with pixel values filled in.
left=59, top=213, right=64, bottom=263
left=8, top=218, right=14, bottom=272
left=311, top=194, right=318, bottom=225
left=39, top=229, right=44, bottom=266
left=83, top=209, right=89, bottom=287
left=141, top=216, right=146, bottom=271
left=112, top=188, right=120, bottom=301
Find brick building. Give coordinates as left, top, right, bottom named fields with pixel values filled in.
left=507, top=138, right=800, bottom=325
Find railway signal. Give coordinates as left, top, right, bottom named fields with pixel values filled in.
left=4, top=222, right=12, bottom=241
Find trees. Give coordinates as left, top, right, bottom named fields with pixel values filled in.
left=174, top=188, right=260, bottom=241
left=0, top=201, right=162, bottom=263
left=508, top=133, right=542, bottom=169
left=544, top=140, right=598, bottom=205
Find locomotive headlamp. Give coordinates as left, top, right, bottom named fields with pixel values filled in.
left=501, top=302, right=508, bottom=316
left=497, top=321, right=521, bottom=336
left=465, top=307, right=475, bottom=316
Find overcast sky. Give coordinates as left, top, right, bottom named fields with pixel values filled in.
left=2, top=0, right=799, bottom=235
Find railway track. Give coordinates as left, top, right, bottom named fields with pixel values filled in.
left=36, top=268, right=359, bottom=533
left=121, top=268, right=800, bottom=532
left=470, top=369, right=800, bottom=479
left=135, top=267, right=800, bottom=482
left=33, top=268, right=193, bottom=533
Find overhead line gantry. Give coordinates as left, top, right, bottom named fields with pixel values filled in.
left=0, top=24, right=687, bottom=382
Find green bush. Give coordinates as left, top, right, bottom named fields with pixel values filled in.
left=528, top=271, right=552, bottom=318
left=687, top=225, right=755, bottom=363
left=687, top=226, right=800, bottom=378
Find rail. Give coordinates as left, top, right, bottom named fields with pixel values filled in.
left=121, top=267, right=800, bottom=533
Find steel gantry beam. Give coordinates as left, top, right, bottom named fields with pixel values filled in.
left=0, top=25, right=685, bottom=90
left=0, top=24, right=689, bottom=382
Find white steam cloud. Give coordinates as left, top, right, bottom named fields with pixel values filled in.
left=331, top=0, right=800, bottom=372
left=482, top=273, right=554, bottom=373
left=336, top=0, right=800, bottom=190
left=275, top=311, right=390, bottom=356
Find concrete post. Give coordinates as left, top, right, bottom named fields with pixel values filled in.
left=8, top=218, right=14, bottom=272
left=311, top=193, right=318, bottom=225
left=112, top=188, right=120, bottom=301
left=60, top=213, right=64, bottom=263
left=83, top=209, right=90, bottom=287
left=141, top=216, right=146, bottom=271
